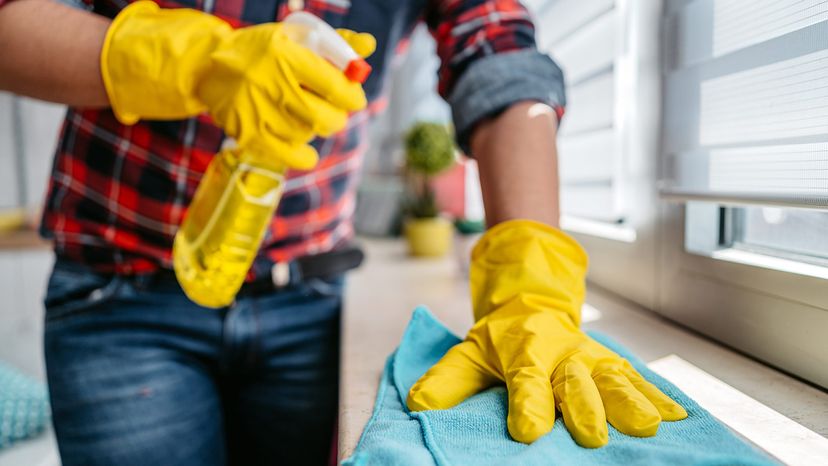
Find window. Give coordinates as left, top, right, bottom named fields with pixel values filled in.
left=733, top=207, right=828, bottom=266
left=657, top=0, right=828, bottom=388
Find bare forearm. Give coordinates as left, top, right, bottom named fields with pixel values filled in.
left=471, top=101, right=561, bottom=228
left=0, top=0, right=109, bottom=106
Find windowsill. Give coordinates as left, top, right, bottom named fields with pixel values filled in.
left=561, top=215, right=637, bottom=243
left=711, top=248, right=828, bottom=280
left=339, top=238, right=828, bottom=460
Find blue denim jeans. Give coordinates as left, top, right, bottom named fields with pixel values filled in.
left=43, top=259, right=343, bottom=466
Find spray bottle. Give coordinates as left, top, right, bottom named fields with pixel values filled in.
left=172, top=12, right=371, bottom=308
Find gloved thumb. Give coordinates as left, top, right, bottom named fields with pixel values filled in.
left=336, top=29, right=377, bottom=59
left=407, top=341, right=495, bottom=412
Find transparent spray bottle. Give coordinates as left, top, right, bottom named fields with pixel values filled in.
left=173, top=12, right=371, bottom=308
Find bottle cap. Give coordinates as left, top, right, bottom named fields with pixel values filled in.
left=344, top=59, right=372, bottom=83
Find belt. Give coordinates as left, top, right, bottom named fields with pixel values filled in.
left=242, top=245, right=365, bottom=295
left=148, top=245, right=365, bottom=296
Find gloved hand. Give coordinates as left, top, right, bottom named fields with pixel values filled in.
left=100, top=1, right=372, bottom=169
left=334, top=28, right=376, bottom=58
left=407, top=220, right=687, bottom=447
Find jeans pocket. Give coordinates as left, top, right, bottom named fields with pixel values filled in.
left=44, top=260, right=123, bottom=323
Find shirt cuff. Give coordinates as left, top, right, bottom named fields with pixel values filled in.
left=448, top=49, right=566, bottom=155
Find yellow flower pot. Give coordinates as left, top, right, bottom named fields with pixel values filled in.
left=404, top=217, right=453, bottom=257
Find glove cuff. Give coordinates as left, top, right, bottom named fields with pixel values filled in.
left=470, top=219, right=588, bottom=325
left=100, top=1, right=231, bottom=125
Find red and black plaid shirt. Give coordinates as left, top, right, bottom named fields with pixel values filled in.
left=1, top=0, right=541, bottom=276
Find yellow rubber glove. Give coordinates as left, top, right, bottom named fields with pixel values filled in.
left=101, top=1, right=370, bottom=169
left=407, top=220, right=687, bottom=447
left=335, top=28, right=377, bottom=58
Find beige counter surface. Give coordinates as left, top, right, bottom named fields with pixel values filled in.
left=339, top=239, right=828, bottom=462
left=339, top=239, right=474, bottom=460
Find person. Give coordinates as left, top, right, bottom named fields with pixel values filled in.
left=0, top=0, right=687, bottom=464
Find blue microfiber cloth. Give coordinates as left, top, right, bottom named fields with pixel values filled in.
left=343, top=307, right=777, bottom=466
left=0, top=362, right=51, bottom=449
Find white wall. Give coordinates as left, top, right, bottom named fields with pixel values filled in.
left=18, top=98, right=65, bottom=209
left=0, top=250, right=54, bottom=381
left=0, top=92, right=21, bottom=210
left=0, top=93, right=65, bottom=378
left=362, top=25, right=451, bottom=176
left=0, top=93, right=65, bottom=211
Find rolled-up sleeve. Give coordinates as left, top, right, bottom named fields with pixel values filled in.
left=425, top=0, right=566, bottom=154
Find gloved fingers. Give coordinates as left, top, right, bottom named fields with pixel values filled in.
left=551, top=359, right=608, bottom=448
left=621, top=363, right=688, bottom=422
left=503, top=364, right=556, bottom=444
left=287, top=44, right=367, bottom=112
left=102, top=1, right=230, bottom=125
left=287, top=91, right=349, bottom=137
left=201, top=69, right=317, bottom=149
left=248, top=133, right=319, bottom=170
left=336, top=29, right=377, bottom=58
left=232, top=106, right=315, bottom=151
left=407, top=341, right=496, bottom=412
left=271, top=117, right=315, bottom=145
left=279, top=141, right=319, bottom=171
left=593, top=365, right=661, bottom=437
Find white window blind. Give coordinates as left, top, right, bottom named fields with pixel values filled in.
left=662, top=0, right=828, bottom=208
left=713, top=0, right=828, bottom=57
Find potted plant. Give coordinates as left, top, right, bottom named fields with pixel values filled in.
left=402, top=122, right=457, bottom=257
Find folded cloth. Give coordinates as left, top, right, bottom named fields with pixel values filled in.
left=343, top=307, right=777, bottom=466
left=0, top=362, right=51, bottom=449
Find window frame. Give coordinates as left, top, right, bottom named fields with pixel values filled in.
left=731, top=207, right=828, bottom=267
left=658, top=202, right=828, bottom=387
left=558, top=0, right=828, bottom=389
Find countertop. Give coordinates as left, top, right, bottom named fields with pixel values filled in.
left=339, top=239, right=828, bottom=463
left=1, top=239, right=825, bottom=465
left=0, top=229, right=50, bottom=251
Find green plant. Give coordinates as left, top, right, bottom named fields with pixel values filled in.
left=403, top=122, right=456, bottom=219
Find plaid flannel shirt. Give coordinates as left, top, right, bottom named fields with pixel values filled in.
left=1, top=0, right=565, bottom=277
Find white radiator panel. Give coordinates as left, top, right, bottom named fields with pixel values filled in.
left=534, top=0, right=639, bottom=224
left=536, top=0, right=614, bottom=49
left=560, top=184, right=616, bottom=221
left=559, top=129, right=615, bottom=183
left=559, top=72, right=615, bottom=136
left=551, top=8, right=617, bottom=84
